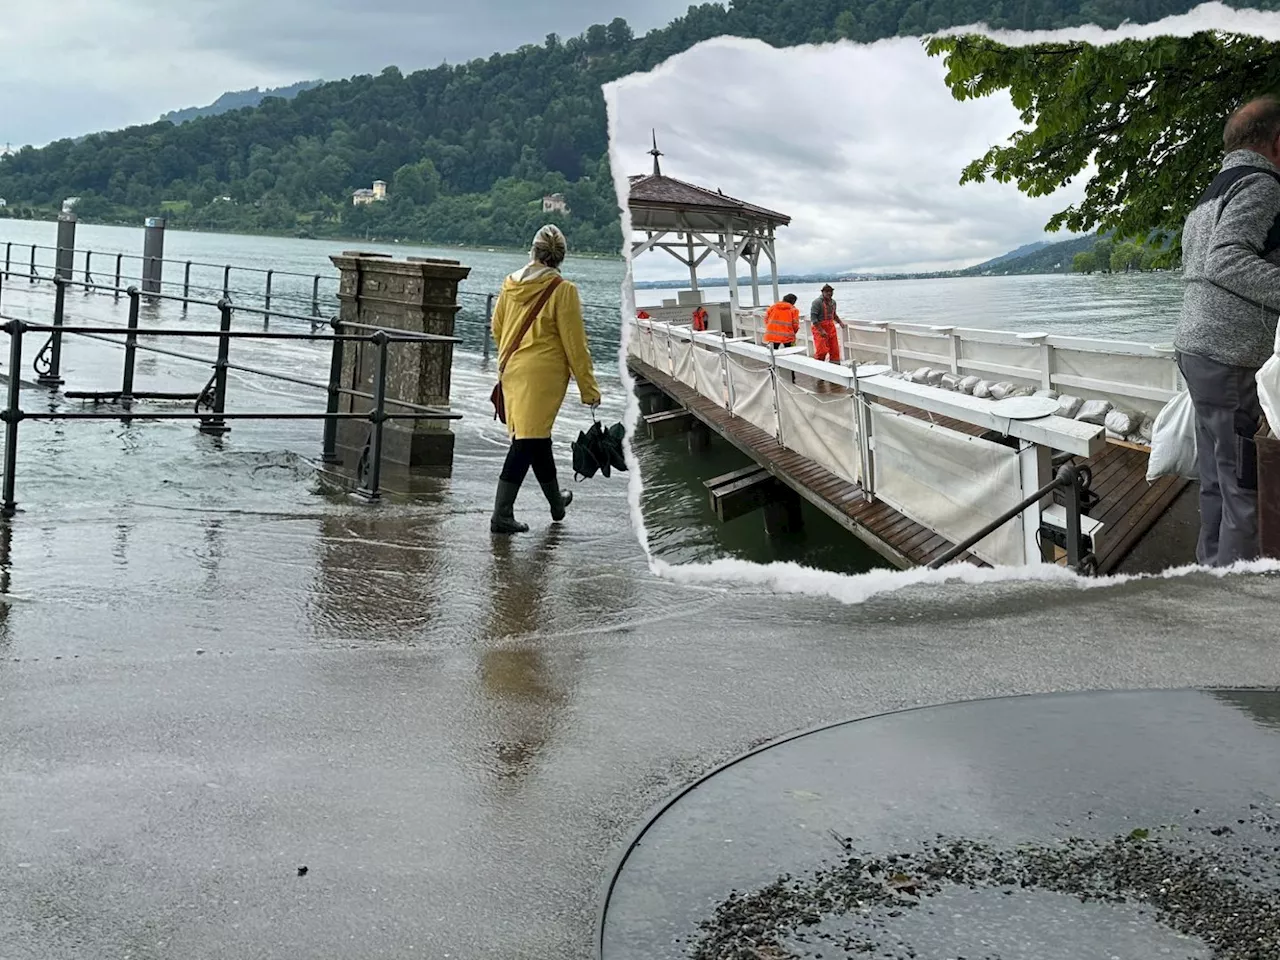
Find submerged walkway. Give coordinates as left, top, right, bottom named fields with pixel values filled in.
left=630, top=355, right=1190, bottom=574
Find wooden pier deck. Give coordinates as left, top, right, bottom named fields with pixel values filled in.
left=630, top=357, right=1190, bottom=574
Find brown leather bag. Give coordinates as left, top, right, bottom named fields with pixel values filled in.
left=491, top=276, right=562, bottom=424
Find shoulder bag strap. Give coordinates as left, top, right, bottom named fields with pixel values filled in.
left=498, top=276, right=563, bottom=376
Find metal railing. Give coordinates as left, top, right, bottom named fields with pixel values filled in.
left=0, top=272, right=462, bottom=514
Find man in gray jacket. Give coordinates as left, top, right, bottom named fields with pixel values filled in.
left=1174, top=95, right=1280, bottom=567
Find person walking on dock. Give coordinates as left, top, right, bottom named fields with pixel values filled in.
left=764, top=294, right=800, bottom=348
left=489, top=224, right=601, bottom=535
left=1174, top=95, right=1280, bottom=566
left=809, top=284, right=846, bottom=364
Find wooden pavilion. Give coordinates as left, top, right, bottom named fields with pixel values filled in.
left=627, top=134, right=791, bottom=312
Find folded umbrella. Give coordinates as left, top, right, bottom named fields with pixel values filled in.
left=572, top=419, right=628, bottom=482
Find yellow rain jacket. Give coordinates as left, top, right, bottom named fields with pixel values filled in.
left=491, top=264, right=601, bottom=439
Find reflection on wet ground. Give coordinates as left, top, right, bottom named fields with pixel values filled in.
left=2, top=282, right=1280, bottom=958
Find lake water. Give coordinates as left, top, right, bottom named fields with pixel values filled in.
left=0, top=220, right=1189, bottom=573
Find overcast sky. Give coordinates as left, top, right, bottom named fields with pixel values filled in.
left=0, top=0, right=691, bottom=149
left=607, top=2, right=1280, bottom=278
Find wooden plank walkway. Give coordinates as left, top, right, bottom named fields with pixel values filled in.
left=630, top=356, right=1189, bottom=574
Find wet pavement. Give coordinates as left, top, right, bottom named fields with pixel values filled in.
left=601, top=689, right=1280, bottom=959
left=2, top=281, right=1280, bottom=959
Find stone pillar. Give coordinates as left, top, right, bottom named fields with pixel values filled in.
left=329, top=251, right=472, bottom=476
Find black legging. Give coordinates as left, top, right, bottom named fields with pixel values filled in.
left=500, top=438, right=559, bottom=487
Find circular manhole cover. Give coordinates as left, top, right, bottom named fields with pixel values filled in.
left=598, top=689, right=1280, bottom=960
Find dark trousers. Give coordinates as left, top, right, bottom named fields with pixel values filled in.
left=500, top=438, right=558, bottom=488
left=1177, top=351, right=1263, bottom=566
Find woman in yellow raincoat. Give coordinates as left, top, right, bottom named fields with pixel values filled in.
left=490, top=224, right=602, bottom=534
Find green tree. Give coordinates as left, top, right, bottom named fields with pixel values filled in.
left=925, top=30, right=1280, bottom=261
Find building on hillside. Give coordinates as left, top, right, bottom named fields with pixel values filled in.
left=542, top=192, right=569, bottom=214
left=353, top=180, right=388, bottom=206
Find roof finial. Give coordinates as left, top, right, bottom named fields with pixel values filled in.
left=649, top=129, right=663, bottom=177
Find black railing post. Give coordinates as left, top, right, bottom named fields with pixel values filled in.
left=121, top=287, right=141, bottom=402
left=263, top=269, right=273, bottom=327
left=114, top=253, right=122, bottom=301
left=182, top=260, right=192, bottom=308
left=357, top=330, right=389, bottom=500
left=198, top=299, right=233, bottom=435
left=222, top=264, right=231, bottom=299
left=36, top=277, right=67, bottom=387
left=2, top=318, right=25, bottom=515
left=484, top=293, right=494, bottom=361
left=320, top=318, right=344, bottom=464
left=312, top=275, right=321, bottom=319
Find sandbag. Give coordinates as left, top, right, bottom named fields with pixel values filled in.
left=1104, top=408, right=1139, bottom=437
left=1076, top=399, right=1113, bottom=425
left=988, top=381, right=1017, bottom=400
left=1055, top=395, right=1083, bottom=419
left=957, top=376, right=980, bottom=395
left=973, top=380, right=993, bottom=399
left=1146, top=390, right=1198, bottom=481
left=906, top=366, right=932, bottom=384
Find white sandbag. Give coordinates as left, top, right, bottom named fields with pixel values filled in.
left=988, top=381, right=1017, bottom=400
left=1034, top=388, right=1059, bottom=400
left=973, top=380, right=993, bottom=399
left=940, top=373, right=962, bottom=391
left=907, top=366, right=932, bottom=384
left=1104, top=408, right=1139, bottom=437
left=1146, top=389, right=1198, bottom=481
left=1055, top=395, right=1083, bottom=418
left=957, top=376, right=980, bottom=395
left=1076, top=399, right=1113, bottom=425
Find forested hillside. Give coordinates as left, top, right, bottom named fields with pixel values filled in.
left=159, top=82, right=323, bottom=126
left=1, top=0, right=1273, bottom=253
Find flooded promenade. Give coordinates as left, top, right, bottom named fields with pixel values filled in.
left=2, top=264, right=1280, bottom=959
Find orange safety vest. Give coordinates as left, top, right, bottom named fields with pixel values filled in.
left=691, top=307, right=708, bottom=331
left=763, top=302, right=800, bottom=344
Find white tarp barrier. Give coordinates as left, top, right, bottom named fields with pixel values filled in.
left=672, top=337, right=696, bottom=388
left=653, top=329, right=674, bottom=375
left=871, top=406, right=1025, bottom=566
left=775, top=380, right=860, bottom=484
left=726, top=357, right=776, bottom=435
left=693, top=346, right=728, bottom=408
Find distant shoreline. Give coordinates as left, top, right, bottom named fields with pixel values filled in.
left=0, top=213, right=624, bottom=262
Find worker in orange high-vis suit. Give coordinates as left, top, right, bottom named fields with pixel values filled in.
left=691, top=305, right=708, bottom=332
left=763, top=294, right=801, bottom=348
left=809, top=284, right=847, bottom=363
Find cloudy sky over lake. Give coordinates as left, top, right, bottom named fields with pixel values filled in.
left=608, top=3, right=1280, bottom=278
left=0, top=0, right=690, bottom=149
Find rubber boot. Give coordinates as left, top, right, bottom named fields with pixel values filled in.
left=490, top=480, right=529, bottom=534
left=540, top=482, right=573, bottom=522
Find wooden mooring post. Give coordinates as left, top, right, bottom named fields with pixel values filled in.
left=1258, top=423, right=1280, bottom=558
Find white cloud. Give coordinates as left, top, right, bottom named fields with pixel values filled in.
left=605, top=2, right=1280, bottom=281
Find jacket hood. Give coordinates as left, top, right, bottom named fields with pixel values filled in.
left=501, top=263, right=563, bottom=307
